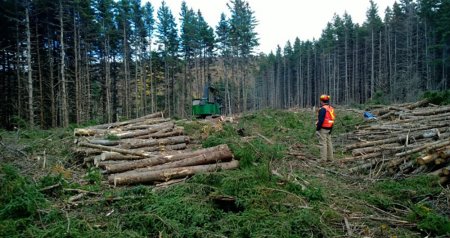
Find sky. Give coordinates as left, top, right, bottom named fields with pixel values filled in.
left=147, top=0, right=398, bottom=54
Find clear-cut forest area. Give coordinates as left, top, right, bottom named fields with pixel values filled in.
left=1, top=0, right=449, bottom=237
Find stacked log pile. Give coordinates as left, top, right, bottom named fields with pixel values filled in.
left=342, top=100, right=450, bottom=184
left=74, top=112, right=238, bottom=186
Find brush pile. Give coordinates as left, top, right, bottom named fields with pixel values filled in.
left=73, top=112, right=238, bottom=186
left=342, top=99, right=450, bottom=184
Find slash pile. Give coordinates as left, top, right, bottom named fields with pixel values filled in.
left=73, top=112, right=238, bottom=186
left=342, top=99, right=450, bottom=184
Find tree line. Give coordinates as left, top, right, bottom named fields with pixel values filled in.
left=0, top=0, right=449, bottom=129
left=0, top=0, right=259, bottom=128
left=255, top=0, right=450, bottom=110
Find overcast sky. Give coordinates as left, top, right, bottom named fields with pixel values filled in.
left=148, top=0, right=397, bottom=54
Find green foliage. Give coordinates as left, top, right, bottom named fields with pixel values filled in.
left=3, top=109, right=446, bottom=237
left=233, top=139, right=285, bottom=168
left=408, top=204, right=450, bottom=236
left=358, top=175, right=441, bottom=209
left=422, top=90, right=450, bottom=105
left=332, top=110, right=364, bottom=134
left=367, top=91, right=387, bottom=105
left=105, top=133, right=120, bottom=141
left=0, top=165, right=47, bottom=219
left=285, top=182, right=324, bottom=202
left=373, top=175, right=441, bottom=202
left=10, top=116, right=29, bottom=129
left=84, top=167, right=103, bottom=185
left=354, top=175, right=448, bottom=236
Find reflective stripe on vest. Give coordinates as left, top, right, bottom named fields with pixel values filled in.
left=322, top=105, right=335, bottom=128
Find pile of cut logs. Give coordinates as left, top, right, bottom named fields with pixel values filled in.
left=73, top=112, right=239, bottom=186
left=342, top=99, right=450, bottom=184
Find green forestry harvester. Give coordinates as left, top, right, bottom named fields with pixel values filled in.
left=192, top=84, right=222, bottom=118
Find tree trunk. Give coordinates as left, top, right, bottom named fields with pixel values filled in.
left=119, top=136, right=189, bottom=149
left=104, top=144, right=231, bottom=173
left=114, top=146, right=233, bottom=174
left=26, top=6, right=34, bottom=127
left=78, top=142, right=153, bottom=157
left=346, top=129, right=440, bottom=151
left=109, top=160, right=239, bottom=186
left=87, top=112, right=163, bottom=129
left=60, top=1, right=69, bottom=127
left=36, top=22, right=44, bottom=128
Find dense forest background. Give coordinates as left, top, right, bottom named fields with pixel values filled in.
left=0, top=0, right=449, bottom=129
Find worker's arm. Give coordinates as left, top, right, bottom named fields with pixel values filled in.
left=316, top=108, right=326, bottom=131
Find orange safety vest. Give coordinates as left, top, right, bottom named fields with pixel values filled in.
left=321, top=105, right=335, bottom=128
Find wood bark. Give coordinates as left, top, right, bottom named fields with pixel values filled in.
left=119, top=136, right=189, bottom=149
left=114, top=123, right=174, bottom=139
left=417, top=154, right=440, bottom=165
left=99, top=152, right=143, bottom=161
left=123, top=118, right=171, bottom=130
left=87, top=112, right=163, bottom=129
left=128, top=143, right=187, bottom=153
left=74, top=128, right=121, bottom=137
left=104, top=144, right=230, bottom=173
left=77, top=142, right=153, bottom=157
left=346, top=129, right=440, bottom=151
left=60, top=0, right=69, bottom=127
left=395, top=139, right=450, bottom=157
left=26, top=6, right=34, bottom=127
left=120, top=146, right=233, bottom=174
left=136, top=128, right=184, bottom=139
left=109, top=160, right=239, bottom=186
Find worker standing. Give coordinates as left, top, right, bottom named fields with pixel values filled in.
left=316, top=94, right=335, bottom=161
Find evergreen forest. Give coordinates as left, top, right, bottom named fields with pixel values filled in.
left=1, top=0, right=450, bottom=129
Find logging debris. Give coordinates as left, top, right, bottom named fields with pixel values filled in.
left=73, top=112, right=238, bottom=186
left=342, top=99, right=450, bottom=184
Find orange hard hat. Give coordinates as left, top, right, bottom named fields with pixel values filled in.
left=320, top=94, right=330, bottom=101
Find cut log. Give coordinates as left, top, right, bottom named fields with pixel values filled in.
left=73, top=147, right=103, bottom=156
left=74, top=128, right=121, bottom=137
left=373, top=106, right=406, bottom=116
left=119, top=136, right=189, bottom=149
left=104, top=144, right=231, bottom=173
left=135, top=127, right=175, bottom=139
left=405, top=98, right=430, bottom=110
left=123, top=118, right=172, bottom=130
left=136, top=129, right=184, bottom=139
left=411, top=106, right=450, bottom=116
left=114, top=122, right=174, bottom=139
left=128, top=143, right=187, bottom=153
left=109, top=160, right=239, bottom=186
left=349, top=159, right=384, bottom=173
left=121, top=145, right=233, bottom=174
left=438, top=146, right=450, bottom=159
left=442, top=165, right=450, bottom=176
left=395, top=138, right=450, bottom=157
left=75, top=123, right=175, bottom=138
left=411, top=165, right=428, bottom=175
left=87, top=112, right=163, bottom=129
left=342, top=152, right=383, bottom=163
left=77, top=142, right=153, bottom=157
left=87, top=139, right=120, bottom=146
left=417, top=154, right=440, bottom=165
left=429, top=168, right=444, bottom=176
left=100, top=152, right=143, bottom=161
left=96, top=160, right=131, bottom=168
left=351, top=143, right=399, bottom=156
left=346, top=129, right=440, bottom=151
left=434, top=157, right=449, bottom=165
